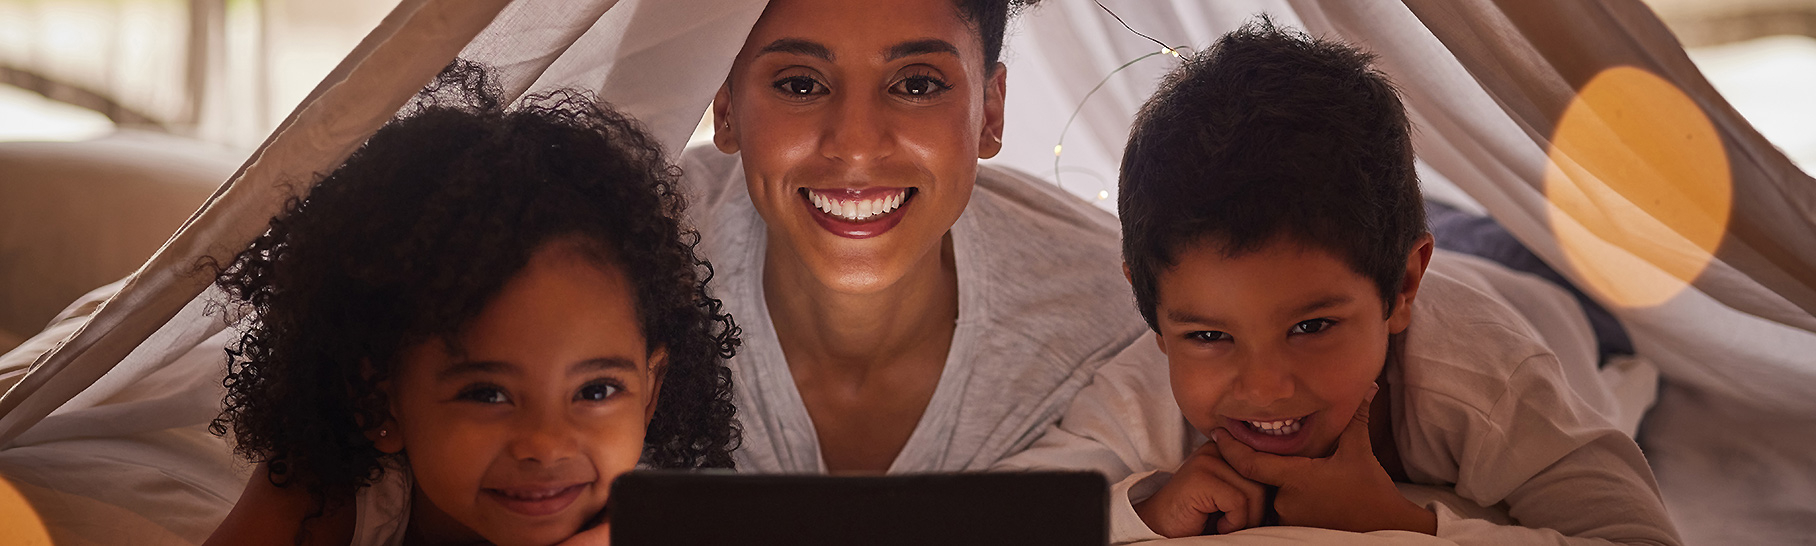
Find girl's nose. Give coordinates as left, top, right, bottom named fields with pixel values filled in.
left=820, top=91, right=894, bottom=165
left=509, top=406, right=580, bottom=464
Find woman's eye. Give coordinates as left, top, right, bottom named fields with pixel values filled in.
left=457, top=386, right=509, bottom=404
left=1290, top=319, right=1335, bottom=335
left=576, top=382, right=622, bottom=402
left=772, top=76, right=827, bottom=98
left=1188, top=330, right=1230, bottom=343
left=891, top=75, right=951, bottom=98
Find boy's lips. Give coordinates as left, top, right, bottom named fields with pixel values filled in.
left=483, top=482, right=591, bottom=517
left=1222, top=413, right=1315, bottom=456
left=801, top=187, right=914, bottom=239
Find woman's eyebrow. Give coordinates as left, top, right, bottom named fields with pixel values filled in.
left=885, top=39, right=959, bottom=61
left=757, top=38, right=833, bottom=61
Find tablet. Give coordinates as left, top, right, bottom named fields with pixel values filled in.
left=608, top=470, right=1107, bottom=546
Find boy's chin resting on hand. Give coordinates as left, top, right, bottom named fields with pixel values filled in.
left=1137, top=385, right=1437, bottom=538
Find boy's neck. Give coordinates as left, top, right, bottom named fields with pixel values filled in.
left=1372, top=332, right=1410, bottom=483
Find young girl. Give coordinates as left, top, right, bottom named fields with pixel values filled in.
left=204, top=62, right=739, bottom=546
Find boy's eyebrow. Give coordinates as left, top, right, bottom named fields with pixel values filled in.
left=756, top=38, right=833, bottom=61
left=885, top=39, right=960, bottom=61
left=1164, top=309, right=1227, bottom=328
left=1292, top=295, right=1355, bottom=316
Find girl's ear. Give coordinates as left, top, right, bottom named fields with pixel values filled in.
left=362, top=361, right=405, bottom=454
left=643, top=347, right=669, bottom=425
left=1387, top=233, right=1436, bottom=335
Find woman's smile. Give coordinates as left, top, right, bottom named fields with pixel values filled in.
left=803, top=187, right=916, bottom=238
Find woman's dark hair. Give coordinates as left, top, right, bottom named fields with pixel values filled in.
left=1119, top=18, right=1425, bottom=330
left=210, top=61, right=740, bottom=514
left=953, top=0, right=1041, bottom=71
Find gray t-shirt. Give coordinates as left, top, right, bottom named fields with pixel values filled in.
left=678, top=146, right=1156, bottom=473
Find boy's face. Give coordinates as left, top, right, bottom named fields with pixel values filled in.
left=1151, top=236, right=1422, bottom=459
left=380, top=243, right=662, bottom=546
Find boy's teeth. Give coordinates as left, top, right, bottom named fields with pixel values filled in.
left=812, top=190, right=908, bottom=221
left=1243, top=417, right=1305, bottom=436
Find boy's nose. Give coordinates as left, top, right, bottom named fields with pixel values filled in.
left=1232, top=354, right=1296, bottom=407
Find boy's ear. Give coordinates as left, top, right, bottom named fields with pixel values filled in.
left=977, top=63, right=1007, bottom=159
left=643, top=347, right=669, bottom=425
left=1122, top=262, right=1133, bottom=285
left=711, top=82, right=739, bottom=154
left=1387, top=233, right=1436, bottom=335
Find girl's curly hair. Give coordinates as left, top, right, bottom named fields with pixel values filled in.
left=209, top=61, right=740, bottom=510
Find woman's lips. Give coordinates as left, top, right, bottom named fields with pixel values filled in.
left=802, top=187, right=913, bottom=239
left=483, top=482, right=590, bottom=517
left=1222, top=413, right=1315, bottom=456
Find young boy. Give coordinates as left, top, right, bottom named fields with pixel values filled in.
left=1002, top=20, right=1683, bottom=545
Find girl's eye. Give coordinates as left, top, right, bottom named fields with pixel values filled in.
left=891, top=74, right=952, bottom=98
left=457, top=386, right=509, bottom=404
left=576, top=382, right=622, bottom=402
left=773, top=76, right=827, bottom=98
left=1290, top=318, right=1336, bottom=335
left=1187, top=330, right=1231, bottom=343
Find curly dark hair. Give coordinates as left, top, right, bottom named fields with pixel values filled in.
left=209, top=61, right=741, bottom=512
left=1120, top=18, right=1424, bottom=330
left=952, top=0, right=1042, bottom=71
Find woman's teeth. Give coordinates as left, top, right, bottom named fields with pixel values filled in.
left=811, top=191, right=906, bottom=221
left=1244, top=417, right=1305, bottom=436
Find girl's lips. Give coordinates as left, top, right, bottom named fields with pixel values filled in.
left=1222, top=413, right=1316, bottom=456
left=483, top=482, right=590, bottom=517
left=802, top=187, right=913, bottom=239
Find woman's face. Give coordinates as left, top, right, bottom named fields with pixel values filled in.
left=378, top=243, right=663, bottom=546
left=714, top=0, right=1006, bottom=294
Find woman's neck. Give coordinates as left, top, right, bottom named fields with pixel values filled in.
left=762, top=233, right=960, bottom=374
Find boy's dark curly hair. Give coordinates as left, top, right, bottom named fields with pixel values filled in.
left=1120, top=18, right=1424, bottom=331
left=210, top=61, right=740, bottom=510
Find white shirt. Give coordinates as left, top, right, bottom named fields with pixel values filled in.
left=678, top=146, right=1160, bottom=473
left=996, top=250, right=1682, bottom=545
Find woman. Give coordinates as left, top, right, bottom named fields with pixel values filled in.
left=684, top=0, right=1162, bottom=473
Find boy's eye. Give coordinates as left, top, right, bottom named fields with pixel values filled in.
left=890, top=74, right=951, bottom=98
left=773, top=76, right=828, bottom=98
left=1290, top=318, right=1336, bottom=335
left=576, top=381, right=622, bottom=402
left=457, top=385, right=510, bottom=404
left=1187, top=330, right=1231, bottom=343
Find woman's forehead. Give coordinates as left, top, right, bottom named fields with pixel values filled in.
left=742, top=0, right=982, bottom=60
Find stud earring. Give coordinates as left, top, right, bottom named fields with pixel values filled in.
left=378, top=428, right=388, bottom=438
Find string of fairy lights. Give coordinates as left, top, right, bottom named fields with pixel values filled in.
left=1053, top=1, right=1193, bottom=202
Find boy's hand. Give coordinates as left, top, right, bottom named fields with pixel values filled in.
left=1133, top=440, right=1270, bottom=537
left=1212, top=384, right=1437, bottom=535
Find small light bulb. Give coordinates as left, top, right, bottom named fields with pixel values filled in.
left=1097, top=190, right=1109, bottom=200
left=1053, top=144, right=1063, bottom=156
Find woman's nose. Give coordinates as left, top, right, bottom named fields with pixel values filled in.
left=819, top=91, right=893, bottom=165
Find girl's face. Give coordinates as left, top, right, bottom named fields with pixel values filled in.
left=712, top=0, right=1006, bottom=294
left=378, top=243, right=662, bottom=546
